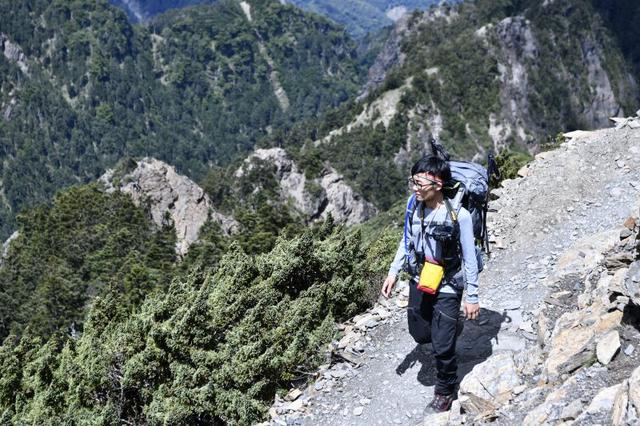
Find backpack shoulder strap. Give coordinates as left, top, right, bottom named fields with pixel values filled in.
left=443, top=198, right=459, bottom=226
left=404, top=194, right=418, bottom=252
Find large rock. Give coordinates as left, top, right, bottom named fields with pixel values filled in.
left=573, top=384, right=623, bottom=423
left=100, top=158, right=237, bottom=257
left=459, top=352, right=522, bottom=406
left=625, top=260, right=640, bottom=305
left=1, top=231, right=19, bottom=265
left=457, top=393, right=496, bottom=419
left=1, top=33, right=29, bottom=74
left=612, top=380, right=629, bottom=426
left=523, top=377, right=578, bottom=425
left=630, top=366, right=640, bottom=418
left=596, top=330, right=620, bottom=365
left=544, top=308, right=622, bottom=380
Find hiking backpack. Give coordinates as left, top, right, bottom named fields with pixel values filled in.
left=403, top=139, right=499, bottom=273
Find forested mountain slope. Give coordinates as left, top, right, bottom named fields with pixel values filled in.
left=109, top=0, right=452, bottom=37
left=1, top=0, right=640, bottom=424
left=269, top=0, right=640, bottom=214
left=0, top=0, right=363, bottom=238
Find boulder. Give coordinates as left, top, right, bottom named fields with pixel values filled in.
left=544, top=309, right=622, bottom=380
left=623, top=216, right=637, bottom=230
left=612, top=380, right=629, bottom=426
left=554, top=229, right=620, bottom=279
left=459, top=352, right=522, bottom=405
left=625, top=260, right=640, bottom=305
left=596, top=330, right=620, bottom=365
left=517, top=164, right=530, bottom=177
left=457, top=393, right=496, bottom=418
left=609, top=268, right=629, bottom=294
left=513, top=345, right=543, bottom=377
left=523, top=377, right=577, bottom=425
left=630, top=366, right=640, bottom=417
left=573, top=384, right=622, bottom=422
left=560, top=399, right=584, bottom=421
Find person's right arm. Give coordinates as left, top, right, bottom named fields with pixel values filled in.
left=382, top=237, right=405, bottom=298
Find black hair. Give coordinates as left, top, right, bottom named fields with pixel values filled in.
left=410, top=155, right=451, bottom=183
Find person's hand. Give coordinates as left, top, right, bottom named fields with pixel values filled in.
left=463, top=302, right=480, bottom=320
left=381, top=275, right=397, bottom=298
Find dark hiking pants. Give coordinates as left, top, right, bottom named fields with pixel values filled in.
left=407, top=279, right=462, bottom=396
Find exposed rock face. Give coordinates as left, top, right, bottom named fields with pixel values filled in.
left=100, top=158, right=238, bottom=257
left=1, top=231, right=19, bottom=266
left=235, top=148, right=376, bottom=225
left=1, top=33, right=29, bottom=74
left=358, top=5, right=458, bottom=101
left=318, top=82, right=411, bottom=148
left=357, top=15, right=409, bottom=101
left=581, top=38, right=623, bottom=127
left=491, top=16, right=538, bottom=151
left=319, top=171, right=377, bottom=226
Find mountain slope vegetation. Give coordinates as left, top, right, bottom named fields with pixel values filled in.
left=0, top=0, right=363, bottom=238
left=266, top=0, right=639, bottom=212
left=0, top=180, right=395, bottom=424
left=2, top=0, right=640, bottom=424
left=109, top=0, right=452, bottom=36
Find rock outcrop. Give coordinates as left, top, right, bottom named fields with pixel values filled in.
left=1, top=33, right=29, bottom=74
left=100, top=158, right=238, bottom=257
left=357, top=15, right=410, bottom=101
left=0, top=231, right=19, bottom=267
left=357, top=5, right=458, bottom=101
left=235, top=148, right=376, bottom=225
left=491, top=16, right=538, bottom=151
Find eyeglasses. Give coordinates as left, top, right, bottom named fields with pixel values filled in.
left=408, top=176, right=440, bottom=190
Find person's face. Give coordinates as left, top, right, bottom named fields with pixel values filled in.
left=409, top=173, right=442, bottom=201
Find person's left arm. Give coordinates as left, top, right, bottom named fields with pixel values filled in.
left=458, top=209, right=480, bottom=319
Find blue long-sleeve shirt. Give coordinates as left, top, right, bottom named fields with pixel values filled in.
left=388, top=200, right=480, bottom=304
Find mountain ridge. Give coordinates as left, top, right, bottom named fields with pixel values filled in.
left=0, top=0, right=363, bottom=238
left=109, top=0, right=453, bottom=37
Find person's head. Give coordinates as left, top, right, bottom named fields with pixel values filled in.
left=409, top=155, right=451, bottom=202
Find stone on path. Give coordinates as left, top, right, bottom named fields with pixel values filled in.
left=596, top=330, right=620, bottom=365
left=624, top=344, right=635, bottom=356
left=573, top=384, right=622, bottom=422
left=560, top=399, right=584, bottom=420
left=460, top=352, right=521, bottom=404
left=523, top=377, right=577, bottom=425
left=421, top=411, right=449, bottom=425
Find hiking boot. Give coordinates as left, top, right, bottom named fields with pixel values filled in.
left=423, top=393, right=454, bottom=415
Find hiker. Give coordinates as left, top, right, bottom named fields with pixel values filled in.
left=381, top=155, right=480, bottom=414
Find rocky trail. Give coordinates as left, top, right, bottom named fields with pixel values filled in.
left=266, top=118, right=640, bottom=426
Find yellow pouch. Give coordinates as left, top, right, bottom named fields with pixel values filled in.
left=417, top=259, right=444, bottom=294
